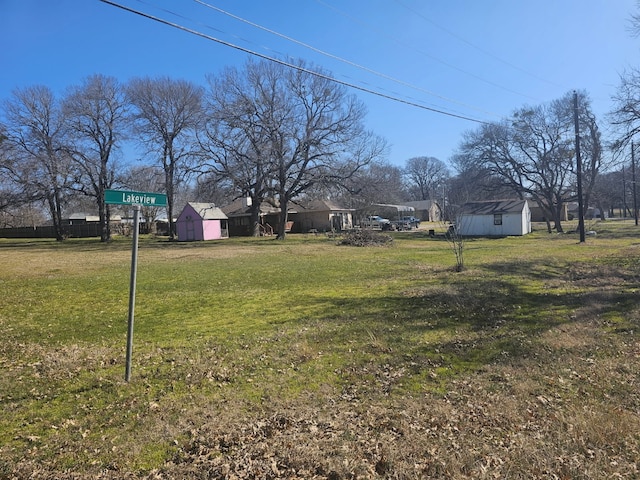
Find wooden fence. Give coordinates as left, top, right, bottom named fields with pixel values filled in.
left=0, top=224, right=101, bottom=239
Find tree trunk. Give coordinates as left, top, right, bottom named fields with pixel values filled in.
left=248, top=198, right=261, bottom=236
left=553, top=203, right=564, bottom=233
left=98, top=197, right=111, bottom=242
left=167, top=198, right=176, bottom=241
left=166, top=158, right=177, bottom=241
left=540, top=204, right=553, bottom=234
left=596, top=199, right=607, bottom=221
left=47, top=195, right=65, bottom=241
left=277, top=197, right=289, bottom=240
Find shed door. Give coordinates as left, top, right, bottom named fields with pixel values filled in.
left=185, top=215, right=195, bottom=241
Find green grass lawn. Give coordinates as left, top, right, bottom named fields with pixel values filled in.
left=1, top=222, right=639, bottom=478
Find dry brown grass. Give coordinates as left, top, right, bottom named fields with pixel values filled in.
left=1, top=230, right=640, bottom=479
left=155, top=322, right=639, bottom=480
left=7, top=318, right=638, bottom=479
left=151, top=329, right=640, bottom=480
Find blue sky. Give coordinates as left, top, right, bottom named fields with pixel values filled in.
left=1, top=0, right=638, bottom=168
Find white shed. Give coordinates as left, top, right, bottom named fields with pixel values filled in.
left=457, top=200, right=531, bottom=236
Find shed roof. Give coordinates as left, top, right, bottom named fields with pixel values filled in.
left=459, top=199, right=527, bottom=215
left=186, top=203, right=228, bottom=220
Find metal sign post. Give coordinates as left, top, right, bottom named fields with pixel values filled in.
left=125, top=205, right=140, bottom=382
left=105, top=189, right=167, bottom=382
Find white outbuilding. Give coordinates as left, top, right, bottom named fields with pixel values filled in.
left=456, top=199, right=531, bottom=236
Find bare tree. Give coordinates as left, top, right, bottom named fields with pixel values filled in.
left=447, top=152, right=513, bottom=221
left=191, top=172, right=236, bottom=207
left=200, top=62, right=278, bottom=237
left=591, top=169, right=625, bottom=218
left=346, top=161, right=404, bottom=208
left=201, top=59, right=386, bottom=239
left=457, top=91, right=601, bottom=233
left=612, top=0, right=640, bottom=144
left=628, top=1, right=640, bottom=36
left=1, top=86, right=72, bottom=240
left=403, top=156, right=449, bottom=201
left=611, top=67, right=640, bottom=148
left=445, top=221, right=465, bottom=272
left=63, top=74, right=127, bottom=242
left=126, top=77, right=203, bottom=240
left=0, top=124, right=44, bottom=226
left=272, top=61, right=385, bottom=239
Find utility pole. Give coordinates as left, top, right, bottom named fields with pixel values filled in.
left=632, top=142, right=638, bottom=226
left=573, top=92, right=585, bottom=243
left=623, top=166, right=627, bottom=218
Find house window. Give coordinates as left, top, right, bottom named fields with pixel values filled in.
left=494, top=214, right=502, bottom=225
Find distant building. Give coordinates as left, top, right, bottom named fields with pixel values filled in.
left=528, top=200, right=569, bottom=222
left=566, top=202, right=606, bottom=220
left=221, top=198, right=294, bottom=236
left=293, top=199, right=354, bottom=232
left=221, top=198, right=354, bottom=235
left=403, top=200, right=442, bottom=222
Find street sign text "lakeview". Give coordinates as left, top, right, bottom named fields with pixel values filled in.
left=105, top=189, right=167, bottom=207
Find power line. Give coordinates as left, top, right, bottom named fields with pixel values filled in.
left=98, top=0, right=490, bottom=125
left=315, top=0, right=543, bottom=102
left=193, top=0, right=500, bottom=118
left=132, top=0, right=281, bottom=54
left=392, top=0, right=566, bottom=90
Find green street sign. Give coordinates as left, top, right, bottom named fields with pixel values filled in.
left=105, top=189, right=167, bottom=207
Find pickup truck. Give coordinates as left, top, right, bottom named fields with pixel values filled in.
left=361, top=215, right=392, bottom=230
left=392, top=216, right=421, bottom=230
